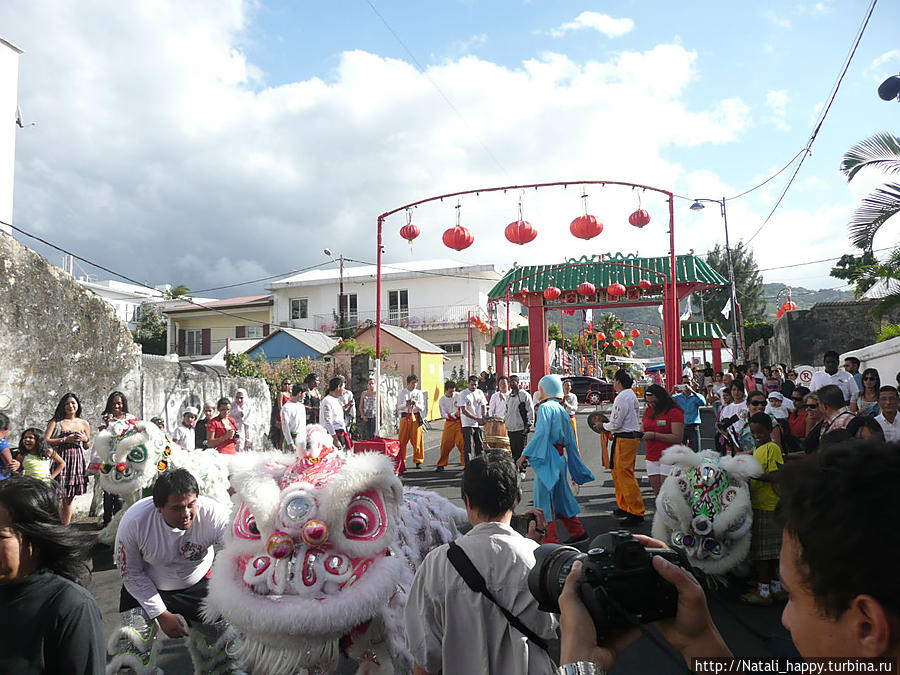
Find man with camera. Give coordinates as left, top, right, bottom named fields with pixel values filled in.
left=551, top=441, right=900, bottom=672
left=404, top=451, right=556, bottom=675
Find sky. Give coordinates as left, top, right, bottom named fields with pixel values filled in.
left=3, top=0, right=899, bottom=299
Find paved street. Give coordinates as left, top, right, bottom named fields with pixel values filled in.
left=83, top=405, right=797, bottom=673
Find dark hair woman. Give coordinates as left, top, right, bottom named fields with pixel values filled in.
left=640, top=384, right=685, bottom=496
left=851, top=368, right=881, bottom=417
left=303, top=373, right=322, bottom=425
left=95, top=391, right=137, bottom=527
left=45, top=393, right=91, bottom=527
left=0, top=477, right=104, bottom=672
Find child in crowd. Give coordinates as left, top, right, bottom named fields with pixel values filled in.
left=0, top=413, right=20, bottom=479
left=765, top=391, right=789, bottom=419
left=742, top=412, right=785, bottom=605
left=17, top=427, right=64, bottom=484
left=172, top=407, right=198, bottom=451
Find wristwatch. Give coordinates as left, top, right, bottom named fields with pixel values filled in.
left=557, top=663, right=607, bottom=675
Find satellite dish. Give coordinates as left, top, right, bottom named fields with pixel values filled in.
left=878, top=74, right=900, bottom=102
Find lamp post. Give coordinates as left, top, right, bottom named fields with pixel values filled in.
left=689, top=197, right=743, bottom=362
left=324, top=248, right=345, bottom=337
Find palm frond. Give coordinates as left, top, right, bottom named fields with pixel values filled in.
left=847, top=182, right=900, bottom=250
left=841, top=132, right=900, bottom=182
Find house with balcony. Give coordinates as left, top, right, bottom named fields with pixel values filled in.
left=163, top=294, right=273, bottom=361
left=266, top=259, right=525, bottom=374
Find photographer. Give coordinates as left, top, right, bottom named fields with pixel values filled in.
left=554, top=441, right=900, bottom=672
left=405, top=451, right=555, bottom=675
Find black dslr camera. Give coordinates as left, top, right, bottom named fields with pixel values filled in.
left=528, top=531, right=695, bottom=633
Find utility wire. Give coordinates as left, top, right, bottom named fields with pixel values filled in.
left=744, top=0, right=878, bottom=245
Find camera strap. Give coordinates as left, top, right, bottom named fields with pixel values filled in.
left=446, top=541, right=552, bottom=655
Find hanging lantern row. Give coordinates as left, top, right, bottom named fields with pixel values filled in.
left=577, top=282, right=595, bottom=296
left=543, top=286, right=561, bottom=301
left=643, top=338, right=652, bottom=346
left=630, top=328, right=640, bottom=338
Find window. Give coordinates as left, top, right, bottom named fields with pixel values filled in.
left=186, top=329, right=202, bottom=356
left=337, top=293, right=358, bottom=323
left=437, top=342, right=463, bottom=355
left=245, top=325, right=263, bottom=339
left=290, top=297, right=308, bottom=320
left=388, top=289, right=408, bottom=320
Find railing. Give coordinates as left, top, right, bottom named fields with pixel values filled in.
left=310, top=304, right=511, bottom=334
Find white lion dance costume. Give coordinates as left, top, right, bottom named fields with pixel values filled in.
left=652, top=446, right=762, bottom=580
left=94, top=418, right=232, bottom=545
left=204, top=425, right=467, bottom=675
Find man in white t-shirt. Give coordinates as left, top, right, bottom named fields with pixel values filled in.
left=458, top=375, right=487, bottom=462
left=280, top=383, right=307, bottom=453
left=876, top=386, right=900, bottom=442
left=115, top=469, right=229, bottom=639
left=488, top=375, right=510, bottom=418
left=436, top=381, right=464, bottom=471
left=810, top=350, right=860, bottom=404
left=171, top=407, right=197, bottom=451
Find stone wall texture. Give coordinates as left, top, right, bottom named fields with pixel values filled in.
left=0, top=233, right=271, bottom=448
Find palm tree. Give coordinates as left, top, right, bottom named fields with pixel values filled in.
left=841, top=131, right=900, bottom=251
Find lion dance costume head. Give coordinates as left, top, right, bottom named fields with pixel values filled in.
left=204, top=425, right=466, bottom=674
left=651, top=446, right=762, bottom=579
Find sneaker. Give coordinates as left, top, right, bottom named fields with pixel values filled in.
left=617, top=514, right=645, bottom=527
left=561, top=532, right=590, bottom=545
left=435, top=465, right=445, bottom=472
left=611, top=507, right=628, bottom=517
left=740, top=589, right=774, bottom=606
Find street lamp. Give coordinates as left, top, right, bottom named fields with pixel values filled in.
left=689, top=198, right=743, bottom=362
left=324, top=248, right=346, bottom=336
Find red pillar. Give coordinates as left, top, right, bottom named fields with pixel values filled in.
left=711, top=338, right=722, bottom=372
left=494, top=345, right=506, bottom=376
left=527, top=296, right=548, bottom=393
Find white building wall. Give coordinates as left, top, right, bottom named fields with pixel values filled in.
left=0, top=39, right=23, bottom=235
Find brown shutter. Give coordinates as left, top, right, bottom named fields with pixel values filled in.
left=201, top=328, right=211, bottom=355
left=235, top=325, right=246, bottom=338
left=177, top=329, right=186, bottom=356
left=263, top=323, right=270, bottom=336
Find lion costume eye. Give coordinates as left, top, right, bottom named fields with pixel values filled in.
left=128, top=445, right=147, bottom=463
left=344, top=490, right=386, bottom=541
left=234, top=502, right=261, bottom=540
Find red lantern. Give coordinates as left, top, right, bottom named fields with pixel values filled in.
left=442, top=225, right=474, bottom=251
left=399, top=223, right=420, bottom=245
left=596, top=331, right=606, bottom=341
left=638, top=279, right=651, bottom=290
left=625, top=339, right=635, bottom=348
left=570, top=214, right=603, bottom=240
left=543, top=286, right=561, bottom=301
left=628, top=209, right=651, bottom=228
left=614, top=330, right=624, bottom=339
left=656, top=340, right=662, bottom=346
left=612, top=339, right=621, bottom=348
left=577, top=282, right=595, bottom=296
left=643, top=338, right=652, bottom=346
left=603, top=342, right=610, bottom=348
left=649, top=329, right=654, bottom=334
left=607, top=283, right=626, bottom=297
left=630, top=329, right=640, bottom=338
left=504, top=220, right=537, bottom=245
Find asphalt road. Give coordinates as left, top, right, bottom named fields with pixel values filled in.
left=83, top=405, right=798, bottom=673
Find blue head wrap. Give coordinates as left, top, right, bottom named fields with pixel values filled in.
left=538, top=374, right=563, bottom=399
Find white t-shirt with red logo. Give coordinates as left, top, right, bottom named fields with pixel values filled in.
left=115, top=495, right=229, bottom=618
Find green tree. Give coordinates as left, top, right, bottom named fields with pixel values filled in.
left=163, top=284, right=191, bottom=299
left=829, top=252, right=879, bottom=296
left=133, top=302, right=167, bottom=355
left=700, top=242, right=765, bottom=330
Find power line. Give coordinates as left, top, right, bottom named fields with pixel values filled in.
left=744, top=0, right=878, bottom=245
left=362, top=0, right=509, bottom=178
left=190, top=261, right=333, bottom=293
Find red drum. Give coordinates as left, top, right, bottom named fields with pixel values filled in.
left=483, top=419, right=511, bottom=454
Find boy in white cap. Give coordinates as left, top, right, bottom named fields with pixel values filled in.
left=172, top=407, right=198, bottom=451
left=517, top=374, right=594, bottom=544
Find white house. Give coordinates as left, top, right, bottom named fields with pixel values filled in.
left=266, top=258, right=526, bottom=374
left=0, top=37, right=23, bottom=236
left=75, top=278, right=168, bottom=332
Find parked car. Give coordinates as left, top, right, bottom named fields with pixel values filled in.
left=562, top=376, right=614, bottom=405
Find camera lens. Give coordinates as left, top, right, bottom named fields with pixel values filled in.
left=527, top=544, right=585, bottom=613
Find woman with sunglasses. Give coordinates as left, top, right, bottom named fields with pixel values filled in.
left=802, top=392, right=825, bottom=454
left=787, top=386, right=810, bottom=438
left=738, top=391, right=783, bottom=453
left=850, top=368, right=881, bottom=416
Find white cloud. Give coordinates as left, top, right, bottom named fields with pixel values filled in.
left=872, top=49, right=900, bottom=69
left=450, top=33, right=487, bottom=54
left=762, top=10, right=791, bottom=28
left=1, top=1, right=770, bottom=293
left=765, top=89, right=790, bottom=130
left=547, top=12, right=635, bottom=39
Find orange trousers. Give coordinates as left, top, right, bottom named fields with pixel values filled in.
left=437, top=419, right=465, bottom=467
left=398, top=416, right=425, bottom=465
left=611, top=436, right=645, bottom=516
left=570, top=416, right=581, bottom=457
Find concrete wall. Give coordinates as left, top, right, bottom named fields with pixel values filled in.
left=0, top=233, right=272, bottom=448
left=842, top=337, right=900, bottom=386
